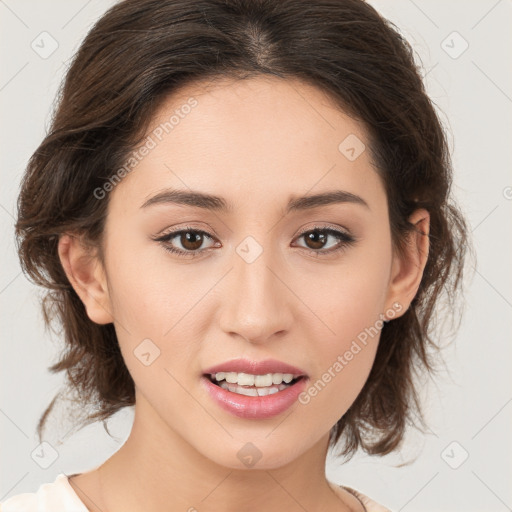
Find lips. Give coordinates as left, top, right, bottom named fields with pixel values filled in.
left=200, top=373, right=309, bottom=419
left=202, top=357, right=308, bottom=377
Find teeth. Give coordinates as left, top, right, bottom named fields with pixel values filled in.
left=219, top=381, right=289, bottom=396
left=213, top=372, right=297, bottom=387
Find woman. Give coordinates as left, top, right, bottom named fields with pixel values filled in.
left=4, top=0, right=468, bottom=510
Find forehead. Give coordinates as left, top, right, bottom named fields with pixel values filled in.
left=110, top=75, right=384, bottom=214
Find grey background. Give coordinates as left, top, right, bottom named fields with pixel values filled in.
left=1, top=1, right=511, bottom=511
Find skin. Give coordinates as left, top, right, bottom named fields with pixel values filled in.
left=59, top=75, right=429, bottom=512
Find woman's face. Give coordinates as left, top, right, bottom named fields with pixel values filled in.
left=79, top=76, right=411, bottom=469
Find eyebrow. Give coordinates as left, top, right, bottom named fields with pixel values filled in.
left=140, top=188, right=369, bottom=213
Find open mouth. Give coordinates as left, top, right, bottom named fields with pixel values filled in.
left=205, top=373, right=305, bottom=397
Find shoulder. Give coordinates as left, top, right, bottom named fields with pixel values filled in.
left=0, top=474, right=88, bottom=512
left=341, top=485, right=393, bottom=512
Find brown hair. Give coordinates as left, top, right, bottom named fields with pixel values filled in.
left=15, top=0, right=469, bottom=459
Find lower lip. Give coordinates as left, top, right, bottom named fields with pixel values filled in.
left=200, top=375, right=309, bottom=420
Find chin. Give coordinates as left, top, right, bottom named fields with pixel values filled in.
left=199, top=435, right=309, bottom=471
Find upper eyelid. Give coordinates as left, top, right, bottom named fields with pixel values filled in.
left=154, top=227, right=215, bottom=241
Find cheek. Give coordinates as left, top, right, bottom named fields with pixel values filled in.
left=295, top=287, right=384, bottom=434
left=293, top=237, right=392, bottom=419
left=301, top=232, right=392, bottom=350
left=103, top=227, right=206, bottom=388
left=102, top=223, right=186, bottom=333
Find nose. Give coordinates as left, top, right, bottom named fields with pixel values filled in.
left=218, top=243, right=294, bottom=344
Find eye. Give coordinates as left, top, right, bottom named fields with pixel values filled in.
left=292, top=226, right=356, bottom=256
left=153, top=227, right=218, bottom=259
left=153, top=224, right=356, bottom=259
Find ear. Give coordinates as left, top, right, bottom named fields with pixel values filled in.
left=58, top=233, right=114, bottom=325
left=385, top=208, right=430, bottom=318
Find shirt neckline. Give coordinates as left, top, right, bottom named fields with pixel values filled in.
left=57, top=473, right=93, bottom=512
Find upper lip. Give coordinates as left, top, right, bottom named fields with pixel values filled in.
left=203, top=358, right=307, bottom=377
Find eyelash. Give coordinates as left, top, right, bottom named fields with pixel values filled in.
left=153, top=225, right=356, bottom=259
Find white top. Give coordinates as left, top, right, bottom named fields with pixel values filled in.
left=0, top=475, right=88, bottom=512
left=0, top=473, right=392, bottom=512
